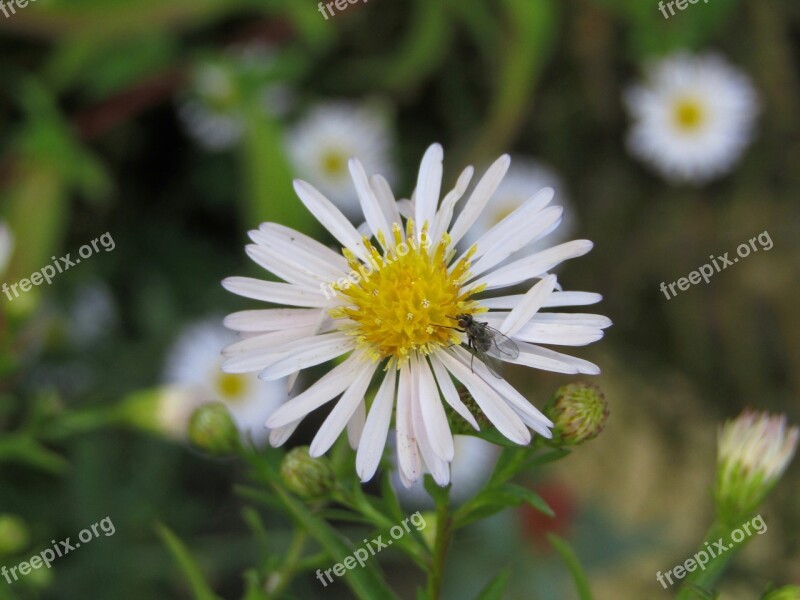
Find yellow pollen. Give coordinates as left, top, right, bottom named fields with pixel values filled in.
left=321, top=149, right=347, bottom=177
left=673, top=97, right=705, bottom=132
left=332, top=220, right=483, bottom=363
left=215, top=371, right=249, bottom=402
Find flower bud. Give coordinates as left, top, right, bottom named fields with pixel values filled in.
left=546, top=383, right=608, bottom=445
left=0, top=514, right=28, bottom=556
left=187, top=402, right=240, bottom=456
left=280, top=447, right=335, bottom=499
left=762, top=586, right=800, bottom=600
left=715, top=410, right=799, bottom=522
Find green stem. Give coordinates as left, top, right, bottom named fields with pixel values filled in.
left=674, top=520, right=738, bottom=599
left=267, top=529, right=308, bottom=599
left=427, top=497, right=453, bottom=600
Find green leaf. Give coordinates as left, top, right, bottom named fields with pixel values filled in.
left=0, top=435, right=69, bottom=474
left=155, top=524, right=222, bottom=600
left=548, top=534, right=593, bottom=600
left=502, top=484, right=554, bottom=517
left=475, top=568, right=512, bottom=600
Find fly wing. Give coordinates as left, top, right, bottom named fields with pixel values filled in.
left=484, top=325, right=520, bottom=360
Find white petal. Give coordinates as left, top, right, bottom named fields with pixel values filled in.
left=292, top=180, right=369, bottom=262
left=437, top=351, right=530, bottom=445
left=430, top=166, right=474, bottom=244
left=414, top=144, right=443, bottom=237
left=269, top=420, right=300, bottom=446
left=481, top=292, right=602, bottom=310
left=396, top=364, right=422, bottom=487
left=447, top=154, right=510, bottom=246
left=222, top=329, right=318, bottom=373
left=349, top=158, right=392, bottom=245
left=258, top=332, right=354, bottom=380
left=528, top=312, right=612, bottom=328
left=356, top=369, right=397, bottom=481
left=245, top=244, right=324, bottom=288
left=265, top=352, right=369, bottom=428
left=347, top=400, right=366, bottom=449
left=309, top=362, right=377, bottom=456
left=396, top=198, right=414, bottom=220
left=222, top=277, right=330, bottom=308
left=370, top=174, right=403, bottom=231
left=254, top=223, right=349, bottom=273
left=223, top=329, right=312, bottom=357
left=468, top=240, right=593, bottom=291
left=223, top=308, right=324, bottom=333
left=499, top=275, right=558, bottom=336
left=356, top=221, right=372, bottom=237
left=470, top=205, right=563, bottom=276
left=410, top=372, right=450, bottom=486
left=511, top=342, right=601, bottom=375
left=512, top=323, right=606, bottom=347
left=429, top=355, right=479, bottom=430
left=414, top=355, right=454, bottom=461
left=466, top=187, right=554, bottom=261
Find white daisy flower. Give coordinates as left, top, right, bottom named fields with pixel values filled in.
left=624, top=52, right=759, bottom=185
left=460, top=157, right=573, bottom=256
left=393, top=434, right=500, bottom=507
left=222, top=144, right=610, bottom=486
left=285, top=101, right=395, bottom=218
left=0, top=221, right=13, bottom=276
left=164, top=319, right=287, bottom=444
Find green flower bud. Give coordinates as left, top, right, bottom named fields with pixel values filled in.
left=280, top=447, right=335, bottom=499
left=546, top=383, right=609, bottom=445
left=715, top=410, right=798, bottom=523
left=762, top=586, right=800, bottom=600
left=0, top=514, right=29, bottom=556
left=187, top=402, right=240, bottom=455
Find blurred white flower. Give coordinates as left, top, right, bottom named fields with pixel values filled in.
left=0, top=221, right=13, bottom=276
left=624, top=52, right=758, bottom=185
left=164, top=319, right=287, bottom=445
left=460, top=158, right=573, bottom=256
left=716, top=410, right=798, bottom=518
left=393, top=435, right=500, bottom=507
left=286, top=101, right=395, bottom=218
left=67, top=283, right=118, bottom=347
left=178, top=44, right=293, bottom=151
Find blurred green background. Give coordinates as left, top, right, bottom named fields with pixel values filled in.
left=0, top=0, right=798, bottom=598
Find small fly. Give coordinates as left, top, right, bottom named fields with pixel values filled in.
left=448, top=313, right=520, bottom=378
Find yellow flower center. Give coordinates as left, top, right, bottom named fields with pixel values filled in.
left=320, top=149, right=348, bottom=177
left=330, top=221, right=483, bottom=363
left=673, top=97, right=706, bottom=132
left=215, top=371, right=249, bottom=402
